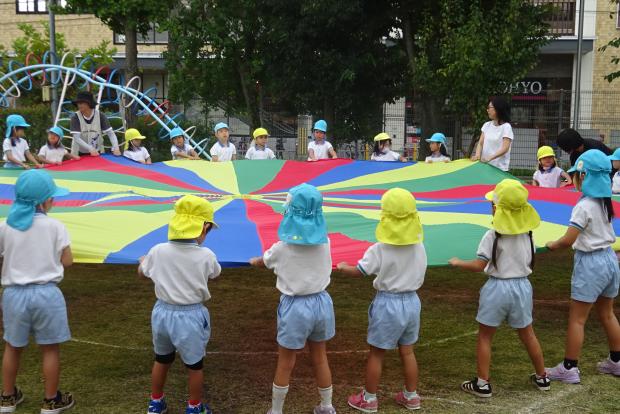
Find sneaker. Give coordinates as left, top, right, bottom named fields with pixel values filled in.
left=40, top=391, right=74, bottom=414
left=185, top=403, right=212, bottom=414
left=147, top=397, right=168, bottom=414
left=546, top=362, right=581, bottom=384
left=461, top=378, right=492, bottom=398
left=313, top=405, right=336, bottom=414
left=394, top=391, right=421, bottom=410
left=0, top=388, right=24, bottom=414
left=597, top=358, right=620, bottom=376
left=347, top=390, right=378, bottom=413
left=530, top=374, right=551, bottom=391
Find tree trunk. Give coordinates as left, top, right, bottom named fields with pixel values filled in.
left=418, top=94, right=443, bottom=160
left=124, top=22, right=139, bottom=128
left=236, top=61, right=259, bottom=131
left=323, top=96, right=335, bottom=141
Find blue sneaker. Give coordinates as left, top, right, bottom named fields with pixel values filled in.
left=147, top=398, right=168, bottom=414
left=185, top=403, right=212, bottom=414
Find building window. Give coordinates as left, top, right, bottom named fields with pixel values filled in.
left=617, top=3, right=620, bottom=29
left=114, top=25, right=168, bottom=45
left=16, top=0, right=66, bottom=14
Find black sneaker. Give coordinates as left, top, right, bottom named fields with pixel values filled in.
left=461, top=378, right=492, bottom=398
left=530, top=374, right=551, bottom=391
left=40, top=391, right=74, bottom=414
left=0, top=387, right=24, bottom=413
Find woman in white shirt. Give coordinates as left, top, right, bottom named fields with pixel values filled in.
left=472, top=97, right=514, bottom=171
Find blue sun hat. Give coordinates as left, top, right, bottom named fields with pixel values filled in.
left=568, top=149, right=612, bottom=198
left=608, top=148, right=620, bottom=162
left=425, top=132, right=446, bottom=146
left=313, top=120, right=327, bottom=132
left=7, top=170, right=69, bottom=231
left=47, top=126, right=64, bottom=139
left=169, top=127, right=184, bottom=140
left=5, top=114, right=30, bottom=138
left=214, top=122, right=229, bottom=133
left=278, top=183, right=327, bottom=245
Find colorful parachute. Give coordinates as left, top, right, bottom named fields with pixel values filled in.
left=0, top=156, right=618, bottom=266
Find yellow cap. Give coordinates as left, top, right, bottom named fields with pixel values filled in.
left=375, top=188, right=423, bottom=245
left=168, top=195, right=218, bottom=240
left=485, top=179, right=540, bottom=235
left=374, top=132, right=390, bottom=142
left=253, top=127, right=269, bottom=139
left=537, top=146, right=555, bottom=160
left=124, top=128, right=146, bottom=150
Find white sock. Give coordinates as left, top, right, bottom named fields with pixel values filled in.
left=477, top=377, right=489, bottom=387
left=271, top=383, right=289, bottom=414
left=318, top=385, right=333, bottom=407
left=403, top=389, right=418, bottom=399
left=363, top=389, right=377, bottom=402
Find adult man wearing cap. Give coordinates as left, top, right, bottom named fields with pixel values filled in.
left=69, top=91, right=121, bottom=157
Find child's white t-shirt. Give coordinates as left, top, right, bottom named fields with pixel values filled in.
left=171, top=143, right=193, bottom=160
left=140, top=241, right=221, bottom=305
left=569, top=197, right=616, bottom=252
left=357, top=242, right=427, bottom=292
left=425, top=154, right=450, bottom=163
left=533, top=167, right=564, bottom=188
left=263, top=240, right=332, bottom=296
left=0, top=214, right=70, bottom=286
left=123, top=147, right=150, bottom=163
left=308, top=140, right=333, bottom=160
left=2, top=138, right=29, bottom=163
left=38, top=145, right=68, bottom=163
left=476, top=230, right=533, bottom=278
left=210, top=141, right=236, bottom=161
left=481, top=121, right=514, bottom=171
left=371, top=151, right=401, bottom=161
left=612, top=172, right=620, bottom=194
left=245, top=146, right=275, bottom=160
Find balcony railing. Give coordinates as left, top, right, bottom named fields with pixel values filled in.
left=533, top=0, right=576, bottom=36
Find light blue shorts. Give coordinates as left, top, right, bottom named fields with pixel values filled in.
left=572, top=248, right=620, bottom=303
left=277, top=291, right=335, bottom=350
left=151, top=300, right=211, bottom=365
left=476, top=277, right=533, bottom=329
left=2, top=283, right=71, bottom=347
left=367, top=291, right=421, bottom=350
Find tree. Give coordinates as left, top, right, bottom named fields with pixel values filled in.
left=397, top=0, right=552, bottom=157
left=599, top=0, right=620, bottom=82
left=60, top=0, right=172, bottom=126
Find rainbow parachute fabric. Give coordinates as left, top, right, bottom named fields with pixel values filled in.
left=0, top=156, right=618, bottom=266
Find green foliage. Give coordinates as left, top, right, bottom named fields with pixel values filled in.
left=599, top=1, right=620, bottom=82
left=11, top=22, right=71, bottom=62
left=84, top=40, right=118, bottom=66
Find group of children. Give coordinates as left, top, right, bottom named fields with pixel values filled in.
left=1, top=146, right=618, bottom=414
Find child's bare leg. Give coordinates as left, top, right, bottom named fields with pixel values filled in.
left=40, top=344, right=60, bottom=399
left=151, top=355, right=173, bottom=397
left=273, top=346, right=297, bottom=387
left=398, top=344, right=418, bottom=392
left=517, top=325, right=545, bottom=376
left=565, top=300, right=593, bottom=360
left=477, top=324, right=497, bottom=380
left=187, top=366, right=204, bottom=403
left=365, top=345, right=386, bottom=394
left=595, top=297, right=620, bottom=352
left=2, top=343, right=23, bottom=395
left=308, top=340, right=331, bottom=388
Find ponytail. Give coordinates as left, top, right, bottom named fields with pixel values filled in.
left=439, top=143, right=449, bottom=157
left=528, top=230, right=535, bottom=270
left=491, top=231, right=501, bottom=269
left=602, top=197, right=615, bottom=223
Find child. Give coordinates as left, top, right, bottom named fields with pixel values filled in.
left=38, top=126, right=80, bottom=166
left=3, top=114, right=42, bottom=169
left=545, top=149, right=620, bottom=383
left=210, top=122, right=236, bottom=162
left=0, top=169, right=74, bottom=414
left=532, top=146, right=571, bottom=188
left=245, top=128, right=276, bottom=160
left=370, top=133, right=407, bottom=162
left=449, top=179, right=550, bottom=397
left=170, top=127, right=200, bottom=160
left=424, top=132, right=450, bottom=163
left=337, top=188, right=426, bottom=412
left=249, top=183, right=336, bottom=414
left=122, top=128, right=151, bottom=164
left=308, top=120, right=337, bottom=161
left=139, top=195, right=221, bottom=414
left=608, top=148, right=620, bottom=193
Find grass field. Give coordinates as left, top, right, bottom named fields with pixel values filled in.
left=1, top=249, right=619, bottom=414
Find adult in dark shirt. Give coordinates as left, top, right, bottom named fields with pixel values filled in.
left=557, top=128, right=613, bottom=167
